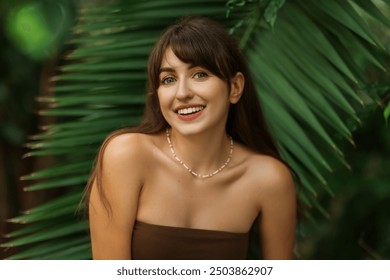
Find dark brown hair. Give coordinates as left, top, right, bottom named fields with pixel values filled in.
left=85, top=16, right=284, bottom=213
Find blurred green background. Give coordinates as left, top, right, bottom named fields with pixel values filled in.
left=0, top=0, right=77, bottom=259
left=0, top=0, right=389, bottom=259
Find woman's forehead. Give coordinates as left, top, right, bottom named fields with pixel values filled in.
left=160, top=48, right=193, bottom=70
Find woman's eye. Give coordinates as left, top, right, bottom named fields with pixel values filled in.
left=194, top=72, right=208, bottom=79
left=161, top=77, right=176, bottom=85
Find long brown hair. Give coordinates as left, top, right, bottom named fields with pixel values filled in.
left=85, top=16, right=285, bottom=213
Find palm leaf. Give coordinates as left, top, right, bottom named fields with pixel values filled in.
left=3, top=0, right=389, bottom=259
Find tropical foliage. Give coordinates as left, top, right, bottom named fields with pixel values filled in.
left=2, top=0, right=390, bottom=259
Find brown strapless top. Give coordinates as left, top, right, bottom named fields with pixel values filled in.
left=131, top=220, right=249, bottom=260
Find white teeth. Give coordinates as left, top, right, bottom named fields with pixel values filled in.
left=178, top=106, right=204, bottom=115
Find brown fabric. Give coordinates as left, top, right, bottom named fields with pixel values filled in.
left=131, top=220, right=249, bottom=260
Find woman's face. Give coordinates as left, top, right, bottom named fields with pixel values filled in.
left=157, top=47, right=243, bottom=136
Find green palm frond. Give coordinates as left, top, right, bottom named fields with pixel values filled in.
left=2, top=0, right=389, bottom=259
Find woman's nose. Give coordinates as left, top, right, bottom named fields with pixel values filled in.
left=175, top=79, right=194, bottom=100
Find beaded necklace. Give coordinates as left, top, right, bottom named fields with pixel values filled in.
left=165, top=128, right=233, bottom=179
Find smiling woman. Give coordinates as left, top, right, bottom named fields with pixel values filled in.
left=84, top=16, right=296, bottom=260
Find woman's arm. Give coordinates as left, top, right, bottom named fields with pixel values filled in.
left=89, top=134, right=145, bottom=259
left=257, top=159, right=297, bottom=259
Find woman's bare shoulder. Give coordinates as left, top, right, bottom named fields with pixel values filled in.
left=104, top=132, right=157, bottom=157
left=254, top=154, right=293, bottom=185
left=237, top=146, right=295, bottom=198
left=101, top=132, right=161, bottom=176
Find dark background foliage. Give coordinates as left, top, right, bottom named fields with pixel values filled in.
left=297, top=107, right=390, bottom=259
left=0, top=0, right=77, bottom=258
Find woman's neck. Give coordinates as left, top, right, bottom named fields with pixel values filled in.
left=167, top=127, right=233, bottom=176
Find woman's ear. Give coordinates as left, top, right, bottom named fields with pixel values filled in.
left=229, top=72, right=245, bottom=104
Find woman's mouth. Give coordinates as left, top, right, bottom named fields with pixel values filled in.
left=175, top=106, right=205, bottom=121
left=177, top=106, right=205, bottom=115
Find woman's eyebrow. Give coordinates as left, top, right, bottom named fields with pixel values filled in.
left=159, top=65, right=197, bottom=74
left=159, top=67, right=175, bottom=74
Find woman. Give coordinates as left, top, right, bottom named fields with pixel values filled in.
left=86, top=16, right=296, bottom=260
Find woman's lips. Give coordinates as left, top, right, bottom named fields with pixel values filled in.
left=176, top=108, right=204, bottom=121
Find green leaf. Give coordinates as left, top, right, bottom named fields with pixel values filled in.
left=5, top=237, right=90, bottom=260
left=384, top=102, right=390, bottom=122
left=36, top=243, right=91, bottom=260
left=353, top=0, right=390, bottom=29
left=21, top=163, right=91, bottom=180
left=264, top=0, right=286, bottom=28
left=19, top=192, right=82, bottom=214
left=24, top=175, right=89, bottom=191
left=317, top=0, right=383, bottom=48
left=2, top=220, right=88, bottom=247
